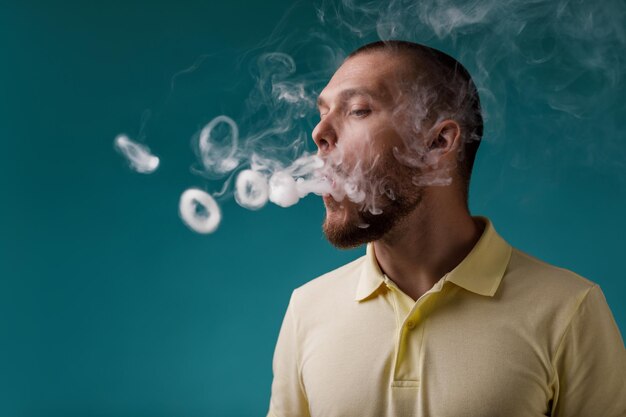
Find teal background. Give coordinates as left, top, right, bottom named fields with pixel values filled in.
left=1, top=1, right=624, bottom=416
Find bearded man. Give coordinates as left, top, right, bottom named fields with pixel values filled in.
left=266, top=40, right=626, bottom=417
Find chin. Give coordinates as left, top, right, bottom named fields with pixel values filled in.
left=323, top=221, right=368, bottom=249
left=322, top=191, right=422, bottom=249
left=322, top=209, right=380, bottom=249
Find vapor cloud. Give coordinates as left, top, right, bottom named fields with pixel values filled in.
left=114, top=0, right=625, bottom=233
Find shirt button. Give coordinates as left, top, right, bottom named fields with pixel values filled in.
left=406, top=320, right=416, bottom=330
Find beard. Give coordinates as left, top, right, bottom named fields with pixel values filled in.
left=322, top=156, right=423, bottom=249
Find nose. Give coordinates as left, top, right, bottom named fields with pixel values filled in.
left=312, top=116, right=337, bottom=155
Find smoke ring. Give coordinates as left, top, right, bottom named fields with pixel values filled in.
left=198, top=115, right=240, bottom=175
left=234, top=169, right=270, bottom=210
left=179, top=188, right=222, bottom=234
left=114, top=134, right=160, bottom=174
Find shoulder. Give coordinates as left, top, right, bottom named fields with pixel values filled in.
left=491, top=248, right=621, bottom=361
left=507, top=248, right=596, bottom=294
left=289, top=255, right=366, bottom=313
left=501, top=248, right=599, bottom=322
left=293, top=254, right=366, bottom=298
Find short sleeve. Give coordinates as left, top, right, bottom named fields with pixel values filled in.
left=267, top=292, right=310, bottom=417
left=551, top=285, right=626, bottom=417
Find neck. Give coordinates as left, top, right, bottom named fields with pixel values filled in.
left=372, top=189, right=483, bottom=301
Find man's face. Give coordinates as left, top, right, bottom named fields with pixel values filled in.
left=313, top=51, right=424, bottom=248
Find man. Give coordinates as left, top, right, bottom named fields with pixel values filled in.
left=267, top=41, right=626, bottom=417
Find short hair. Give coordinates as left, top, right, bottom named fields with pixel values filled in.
left=348, top=40, right=483, bottom=199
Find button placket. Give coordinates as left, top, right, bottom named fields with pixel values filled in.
left=393, top=294, right=435, bottom=384
left=385, top=275, right=445, bottom=385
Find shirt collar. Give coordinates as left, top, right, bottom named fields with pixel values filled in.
left=354, top=217, right=512, bottom=302
left=354, top=243, right=388, bottom=301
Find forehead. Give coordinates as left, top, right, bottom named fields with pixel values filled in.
left=318, top=51, right=413, bottom=105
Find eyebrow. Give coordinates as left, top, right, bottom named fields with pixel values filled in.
left=316, top=88, right=378, bottom=109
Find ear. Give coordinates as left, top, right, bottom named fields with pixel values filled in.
left=424, top=119, right=461, bottom=166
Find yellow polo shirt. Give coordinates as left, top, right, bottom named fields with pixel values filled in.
left=267, top=218, right=626, bottom=417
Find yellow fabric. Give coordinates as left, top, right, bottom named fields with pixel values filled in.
left=267, top=218, right=626, bottom=417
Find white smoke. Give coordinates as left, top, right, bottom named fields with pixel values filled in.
left=179, top=188, right=221, bottom=234
left=114, top=134, right=160, bottom=174
left=195, top=115, right=241, bottom=178
left=234, top=169, right=269, bottom=210
left=114, top=0, right=626, bottom=233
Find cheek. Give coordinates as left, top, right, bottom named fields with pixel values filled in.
left=342, top=119, right=386, bottom=152
left=333, top=117, right=403, bottom=173
left=331, top=128, right=370, bottom=166
left=368, top=129, right=407, bottom=162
